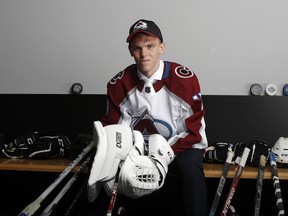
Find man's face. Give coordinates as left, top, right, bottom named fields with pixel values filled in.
left=129, top=33, right=165, bottom=77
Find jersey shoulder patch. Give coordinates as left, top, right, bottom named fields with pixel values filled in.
left=164, top=61, right=194, bottom=80
left=163, top=61, right=201, bottom=101
left=108, top=64, right=138, bottom=86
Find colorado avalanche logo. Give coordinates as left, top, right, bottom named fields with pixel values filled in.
left=175, top=66, right=194, bottom=78
left=109, top=71, right=124, bottom=84
left=133, top=21, right=148, bottom=32
left=131, top=110, right=173, bottom=140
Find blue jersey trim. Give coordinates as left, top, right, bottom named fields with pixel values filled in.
left=163, top=61, right=170, bottom=79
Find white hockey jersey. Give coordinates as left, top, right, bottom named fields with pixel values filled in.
left=102, top=60, right=207, bottom=155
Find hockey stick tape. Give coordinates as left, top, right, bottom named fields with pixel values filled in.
left=265, top=83, right=277, bottom=96
left=283, top=84, right=288, bottom=96
left=226, top=149, right=235, bottom=163
left=239, top=147, right=250, bottom=167
left=250, top=83, right=263, bottom=96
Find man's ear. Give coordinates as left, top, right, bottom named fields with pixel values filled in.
left=128, top=45, right=133, bottom=57
left=159, top=42, right=165, bottom=54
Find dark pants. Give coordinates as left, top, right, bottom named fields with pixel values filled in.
left=169, top=148, right=208, bottom=216
left=76, top=148, right=207, bottom=216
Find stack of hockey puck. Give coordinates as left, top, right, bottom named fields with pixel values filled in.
left=250, top=83, right=288, bottom=96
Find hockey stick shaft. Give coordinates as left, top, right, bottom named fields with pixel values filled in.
left=270, top=152, right=285, bottom=216
left=253, top=155, right=266, bottom=216
left=209, top=148, right=234, bottom=216
left=40, top=156, right=91, bottom=216
left=106, top=169, right=120, bottom=216
left=19, top=141, right=95, bottom=216
left=64, top=180, right=87, bottom=216
left=221, top=147, right=250, bottom=216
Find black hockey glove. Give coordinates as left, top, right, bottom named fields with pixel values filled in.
left=0, top=132, right=39, bottom=158
left=247, top=140, right=270, bottom=167
left=70, top=133, right=93, bottom=160
left=232, top=142, right=246, bottom=164
left=204, top=142, right=246, bottom=164
left=28, top=135, right=71, bottom=159
left=204, top=142, right=233, bottom=163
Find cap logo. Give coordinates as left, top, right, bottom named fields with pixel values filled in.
left=133, top=21, right=148, bottom=32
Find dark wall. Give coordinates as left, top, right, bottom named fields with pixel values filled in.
left=0, top=94, right=107, bottom=141
left=203, top=95, right=288, bottom=146
left=1, top=94, right=288, bottom=146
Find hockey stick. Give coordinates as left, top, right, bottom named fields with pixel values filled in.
left=253, top=155, right=266, bottom=216
left=269, top=151, right=285, bottom=216
left=106, top=169, right=120, bottom=216
left=221, top=147, right=250, bottom=216
left=40, top=156, right=91, bottom=216
left=64, top=180, right=87, bottom=216
left=209, top=145, right=234, bottom=216
left=18, top=141, right=95, bottom=216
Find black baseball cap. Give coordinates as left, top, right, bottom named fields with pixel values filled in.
left=126, top=19, right=163, bottom=43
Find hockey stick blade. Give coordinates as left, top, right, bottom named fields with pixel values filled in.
left=221, top=147, right=250, bottom=216
left=19, top=141, right=95, bottom=216
left=209, top=146, right=234, bottom=216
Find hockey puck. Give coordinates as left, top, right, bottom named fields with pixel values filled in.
left=250, top=83, right=263, bottom=96
left=71, top=83, right=83, bottom=94
left=265, top=83, right=277, bottom=96
left=283, top=84, right=288, bottom=96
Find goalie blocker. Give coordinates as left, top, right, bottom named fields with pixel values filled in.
left=87, top=121, right=175, bottom=202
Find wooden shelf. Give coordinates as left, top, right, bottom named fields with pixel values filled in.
left=0, top=157, right=81, bottom=172
left=203, top=163, right=288, bottom=180
left=1, top=158, right=287, bottom=180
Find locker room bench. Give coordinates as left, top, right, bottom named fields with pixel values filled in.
left=1, top=157, right=287, bottom=179
left=203, top=163, right=288, bottom=179
left=0, top=157, right=81, bottom=172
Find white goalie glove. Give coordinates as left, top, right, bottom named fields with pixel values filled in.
left=87, top=121, right=175, bottom=202
left=87, top=121, right=134, bottom=202
left=118, top=133, right=175, bottom=199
